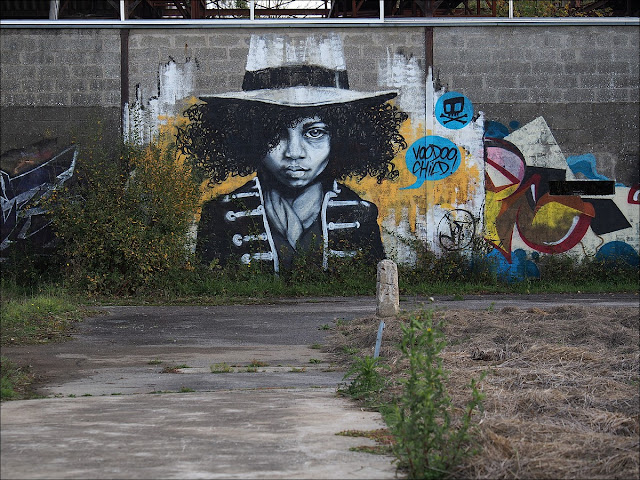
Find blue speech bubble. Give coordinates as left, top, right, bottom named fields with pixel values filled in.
left=435, top=91, right=473, bottom=130
left=401, top=136, right=461, bottom=190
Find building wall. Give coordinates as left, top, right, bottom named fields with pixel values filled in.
left=0, top=28, right=121, bottom=151
left=435, top=25, right=639, bottom=187
left=1, top=23, right=638, bottom=276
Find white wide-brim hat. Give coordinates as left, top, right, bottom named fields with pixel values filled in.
left=200, top=34, right=398, bottom=107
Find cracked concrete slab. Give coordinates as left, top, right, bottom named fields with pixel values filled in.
left=1, top=388, right=397, bottom=479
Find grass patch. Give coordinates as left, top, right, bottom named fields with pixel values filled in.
left=0, top=290, right=96, bottom=345
left=0, top=357, right=40, bottom=401
left=210, top=362, right=233, bottom=373
left=337, top=429, right=395, bottom=455
left=161, top=364, right=190, bottom=373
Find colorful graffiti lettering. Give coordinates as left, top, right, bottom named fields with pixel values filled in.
left=484, top=117, right=638, bottom=278
left=484, top=138, right=596, bottom=260
left=401, top=136, right=461, bottom=189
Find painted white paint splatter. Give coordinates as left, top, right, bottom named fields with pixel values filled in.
left=123, top=58, right=198, bottom=145
left=378, top=49, right=425, bottom=119
left=246, top=33, right=346, bottom=71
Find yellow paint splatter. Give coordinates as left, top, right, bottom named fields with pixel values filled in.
left=346, top=121, right=483, bottom=233
left=532, top=202, right=585, bottom=229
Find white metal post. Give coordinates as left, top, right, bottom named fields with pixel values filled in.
left=120, top=0, right=125, bottom=21
left=250, top=0, right=255, bottom=21
left=49, top=0, right=60, bottom=19
left=380, top=0, right=384, bottom=21
left=509, top=0, right=514, bottom=18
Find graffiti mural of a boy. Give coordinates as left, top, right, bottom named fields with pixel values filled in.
left=178, top=34, right=408, bottom=272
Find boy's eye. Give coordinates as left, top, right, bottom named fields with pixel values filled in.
left=305, top=126, right=329, bottom=139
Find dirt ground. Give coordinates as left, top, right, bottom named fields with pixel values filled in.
left=327, top=304, right=640, bottom=479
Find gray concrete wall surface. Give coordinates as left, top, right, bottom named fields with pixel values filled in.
left=435, top=25, right=640, bottom=186
left=1, top=22, right=638, bottom=274
left=0, top=28, right=122, bottom=151
left=2, top=24, right=637, bottom=181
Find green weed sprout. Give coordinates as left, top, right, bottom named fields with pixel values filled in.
left=341, top=355, right=389, bottom=403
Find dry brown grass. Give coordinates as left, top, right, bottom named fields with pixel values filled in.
left=327, top=305, right=639, bottom=479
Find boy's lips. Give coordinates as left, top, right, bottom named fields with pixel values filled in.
left=283, top=166, right=309, bottom=177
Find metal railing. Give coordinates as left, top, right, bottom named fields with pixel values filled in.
left=1, top=0, right=638, bottom=27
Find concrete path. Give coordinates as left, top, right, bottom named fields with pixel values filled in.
left=1, top=388, right=394, bottom=479
left=2, top=293, right=638, bottom=479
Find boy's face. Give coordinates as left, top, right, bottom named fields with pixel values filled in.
left=261, top=116, right=331, bottom=189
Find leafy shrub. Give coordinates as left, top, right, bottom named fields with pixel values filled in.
left=47, top=136, right=200, bottom=295
left=385, top=310, right=485, bottom=479
left=536, top=253, right=639, bottom=285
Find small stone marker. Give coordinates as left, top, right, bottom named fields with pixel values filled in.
left=376, top=259, right=399, bottom=317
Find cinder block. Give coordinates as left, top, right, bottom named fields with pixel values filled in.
left=69, top=92, right=101, bottom=107
left=595, top=61, right=631, bottom=75
left=69, top=65, right=101, bottom=79
left=196, top=46, right=230, bottom=63
left=579, top=74, right=613, bottom=89
left=206, top=33, right=245, bottom=47
left=227, top=47, right=250, bottom=62
left=550, top=75, right=578, bottom=89
left=103, top=62, right=121, bottom=80
left=595, top=88, right=630, bottom=103
left=569, top=62, right=598, bottom=75
left=563, top=88, right=596, bottom=103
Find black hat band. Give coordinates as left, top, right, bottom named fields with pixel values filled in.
left=242, top=65, right=350, bottom=92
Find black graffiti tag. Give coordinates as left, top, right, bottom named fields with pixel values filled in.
left=437, top=209, right=477, bottom=251
left=411, top=143, right=459, bottom=179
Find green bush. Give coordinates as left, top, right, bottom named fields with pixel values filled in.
left=385, top=310, right=485, bottom=479
left=47, top=137, right=200, bottom=295
left=536, top=253, right=639, bottom=285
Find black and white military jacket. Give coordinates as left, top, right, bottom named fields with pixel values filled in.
left=196, top=176, right=384, bottom=272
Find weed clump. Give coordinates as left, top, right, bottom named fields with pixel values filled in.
left=339, top=309, right=485, bottom=479
left=384, top=310, right=485, bottom=479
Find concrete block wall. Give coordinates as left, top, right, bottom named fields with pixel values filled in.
left=124, top=27, right=425, bottom=103
left=1, top=23, right=638, bottom=275
left=0, top=28, right=121, bottom=151
left=2, top=24, right=637, bottom=181
left=435, top=25, right=640, bottom=186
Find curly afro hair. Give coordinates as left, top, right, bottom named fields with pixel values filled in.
left=177, top=98, right=408, bottom=186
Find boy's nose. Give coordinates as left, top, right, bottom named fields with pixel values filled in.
left=284, top=130, right=305, bottom=160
